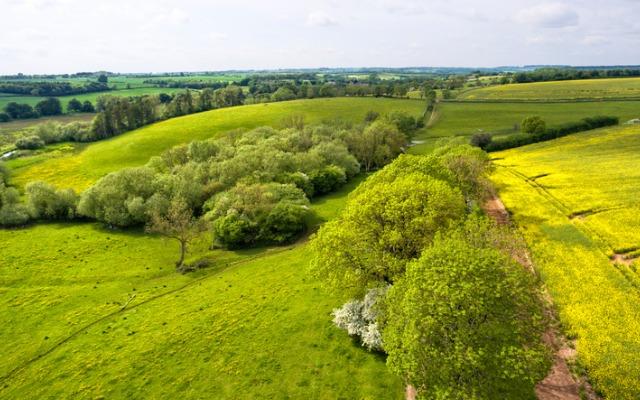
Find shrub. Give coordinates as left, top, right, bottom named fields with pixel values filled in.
left=385, top=111, right=418, bottom=137
left=15, top=135, right=45, bottom=150
left=78, top=167, right=157, bottom=227
left=364, top=111, right=380, bottom=123
left=470, top=132, right=493, bottom=149
left=26, top=181, right=78, bottom=220
left=332, top=287, right=387, bottom=351
left=206, top=182, right=310, bottom=248
left=0, top=162, right=9, bottom=185
left=67, top=98, right=83, bottom=113
left=4, top=102, right=38, bottom=119
left=35, top=97, right=63, bottom=116
left=0, top=182, right=30, bottom=226
left=309, top=165, right=347, bottom=195
left=521, top=116, right=546, bottom=134
left=0, top=112, right=10, bottom=122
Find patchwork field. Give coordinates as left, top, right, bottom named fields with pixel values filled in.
left=491, top=124, right=640, bottom=398
left=459, top=77, right=640, bottom=101
left=0, top=177, right=403, bottom=399
left=7, top=97, right=425, bottom=191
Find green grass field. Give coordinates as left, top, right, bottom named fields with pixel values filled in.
left=491, top=124, right=640, bottom=399
left=459, top=77, right=640, bottom=101
left=407, top=100, right=640, bottom=154
left=0, top=177, right=403, bottom=399
left=7, top=97, right=425, bottom=191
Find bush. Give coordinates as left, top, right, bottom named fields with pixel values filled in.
left=15, top=135, right=45, bottom=150
left=67, top=98, right=83, bottom=113
left=364, top=111, right=380, bottom=123
left=35, top=97, right=63, bottom=116
left=470, top=132, right=493, bottom=149
left=4, top=102, right=38, bottom=119
left=0, top=162, right=9, bottom=185
left=26, top=181, right=78, bottom=220
left=385, top=111, right=418, bottom=137
left=206, top=182, right=310, bottom=248
left=0, top=112, right=10, bottom=122
left=81, top=100, right=95, bottom=113
left=309, top=165, right=347, bottom=195
left=0, top=182, right=30, bottom=226
left=521, top=116, right=546, bottom=134
left=332, top=287, right=387, bottom=351
left=78, top=167, right=158, bottom=227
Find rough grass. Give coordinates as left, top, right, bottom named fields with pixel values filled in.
left=0, top=179, right=403, bottom=399
left=459, top=77, right=640, bottom=101
left=491, top=124, right=640, bottom=399
left=7, top=97, right=425, bottom=191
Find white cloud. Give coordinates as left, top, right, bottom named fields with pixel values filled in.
left=209, top=32, right=228, bottom=41
left=582, top=35, right=610, bottom=46
left=516, top=3, right=579, bottom=28
left=306, top=11, right=338, bottom=27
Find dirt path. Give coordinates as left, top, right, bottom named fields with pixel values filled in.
left=482, top=196, right=595, bottom=400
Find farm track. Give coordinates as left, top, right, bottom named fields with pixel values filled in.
left=482, top=196, right=594, bottom=400
left=0, top=238, right=306, bottom=386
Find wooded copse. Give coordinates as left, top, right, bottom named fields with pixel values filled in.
left=310, top=146, right=550, bottom=398
left=0, top=112, right=420, bottom=254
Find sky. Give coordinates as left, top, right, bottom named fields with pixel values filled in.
left=1, top=0, right=639, bottom=74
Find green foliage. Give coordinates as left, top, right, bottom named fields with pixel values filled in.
left=271, top=87, right=297, bottom=102
left=384, top=111, right=419, bottom=137
left=0, top=112, right=10, bottom=122
left=521, top=116, right=546, bottom=134
left=26, top=181, right=78, bottom=220
left=0, top=182, right=30, bottom=226
left=310, top=172, right=465, bottom=294
left=35, top=97, right=63, bottom=116
left=0, top=162, right=9, bottom=185
left=469, top=132, right=492, bottom=149
left=78, top=167, right=158, bottom=227
left=486, top=115, right=619, bottom=151
left=15, top=135, right=45, bottom=150
left=346, top=120, right=406, bottom=171
left=309, top=165, right=347, bottom=195
left=207, top=182, right=310, bottom=248
left=383, top=224, right=549, bottom=399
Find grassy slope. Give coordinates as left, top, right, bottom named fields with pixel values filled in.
left=0, top=178, right=403, bottom=399
left=459, top=77, right=640, bottom=101
left=491, top=125, right=640, bottom=399
left=8, top=97, right=425, bottom=191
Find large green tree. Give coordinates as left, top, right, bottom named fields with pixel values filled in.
left=310, top=173, right=465, bottom=294
left=383, top=222, right=550, bottom=399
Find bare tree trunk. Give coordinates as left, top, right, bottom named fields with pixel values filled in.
left=176, top=240, right=186, bottom=268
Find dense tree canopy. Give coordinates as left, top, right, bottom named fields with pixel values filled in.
left=383, top=220, right=550, bottom=399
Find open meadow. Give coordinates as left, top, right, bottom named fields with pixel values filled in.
left=491, top=124, right=640, bottom=398
left=0, top=177, right=405, bottom=399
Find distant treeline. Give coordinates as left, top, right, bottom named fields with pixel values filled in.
left=477, top=115, right=620, bottom=151
left=511, top=68, right=640, bottom=84
left=0, top=97, right=94, bottom=123
left=0, top=81, right=110, bottom=96
left=143, top=79, right=229, bottom=90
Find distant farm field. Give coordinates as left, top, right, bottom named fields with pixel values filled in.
left=7, top=97, right=425, bottom=191
left=491, top=124, right=640, bottom=399
left=459, top=77, right=640, bottom=101
left=406, top=100, right=640, bottom=154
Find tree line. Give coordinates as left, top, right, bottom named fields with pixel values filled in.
left=1, top=97, right=95, bottom=123
left=509, top=67, right=640, bottom=84
left=471, top=115, right=620, bottom=151
left=0, top=81, right=109, bottom=96
left=310, top=145, right=551, bottom=398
